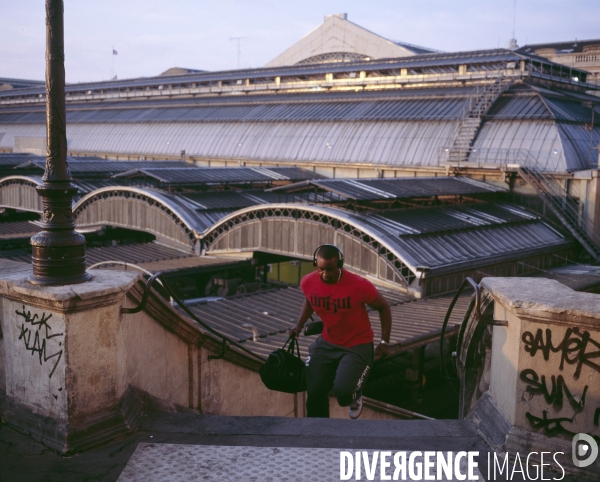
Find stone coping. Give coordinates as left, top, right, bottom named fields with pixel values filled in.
left=0, top=258, right=140, bottom=312
left=481, top=276, right=600, bottom=327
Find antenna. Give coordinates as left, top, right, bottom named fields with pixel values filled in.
left=508, top=0, right=518, bottom=50
left=230, top=37, right=248, bottom=69
left=512, top=0, right=516, bottom=41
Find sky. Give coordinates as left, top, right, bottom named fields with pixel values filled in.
left=1, top=0, right=599, bottom=84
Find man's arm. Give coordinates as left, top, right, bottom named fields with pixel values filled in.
left=289, top=298, right=314, bottom=338
left=368, top=292, right=392, bottom=361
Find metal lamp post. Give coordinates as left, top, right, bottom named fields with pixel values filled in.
left=29, top=0, right=90, bottom=285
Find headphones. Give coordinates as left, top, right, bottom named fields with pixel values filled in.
left=313, top=244, right=344, bottom=268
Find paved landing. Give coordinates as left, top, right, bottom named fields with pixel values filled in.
left=117, top=444, right=484, bottom=482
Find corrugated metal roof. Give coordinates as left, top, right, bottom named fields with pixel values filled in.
left=184, top=286, right=414, bottom=344
left=375, top=203, right=536, bottom=235
left=0, top=154, right=104, bottom=167
left=182, top=286, right=470, bottom=358
left=67, top=184, right=574, bottom=276
left=114, top=166, right=321, bottom=184
left=2, top=241, right=196, bottom=267
left=72, top=179, right=154, bottom=197
left=0, top=220, right=40, bottom=237
left=1, top=49, right=560, bottom=98
left=270, top=202, right=573, bottom=273
left=557, top=123, right=600, bottom=171
left=1, top=83, right=595, bottom=172
left=487, top=93, right=553, bottom=119
left=85, top=242, right=192, bottom=266
left=0, top=97, right=470, bottom=124
left=14, top=160, right=194, bottom=174
left=526, top=264, right=600, bottom=292
left=180, top=191, right=283, bottom=210
left=0, top=120, right=455, bottom=168
left=516, top=39, right=600, bottom=55
left=393, top=221, right=569, bottom=271
left=544, top=97, right=600, bottom=124
left=0, top=86, right=479, bottom=116
left=0, top=153, right=38, bottom=166
left=74, top=185, right=213, bottom=235
left=192, top=209, right=239, bottom=232
left=270, top=176, right=504, bottom=200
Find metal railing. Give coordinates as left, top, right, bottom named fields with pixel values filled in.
left=446, top=76, right=513, bottom=165
left=438, top=146, right=557, bottom=169
left=518, top=166, right=600, bottom=261
left=121, top=271, right=267, bottom=362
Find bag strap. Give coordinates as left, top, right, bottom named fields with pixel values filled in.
left=286, top=334, right=301, bottom=359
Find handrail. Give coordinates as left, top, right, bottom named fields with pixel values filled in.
left=89, top=261, right=174, bottom=305
left=519, top=167, right=600, bottom=257
left=121, top=271, right=266, bottom=363
left=439, top=276, right=507, bottom=382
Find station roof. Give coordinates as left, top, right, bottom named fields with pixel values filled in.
left=0, top=240, right=245, bottom=274
left=1, top=73, right=598, bottom=173
left=0, top=86, right=475, bottom=124
left=0, top=240, right=191, bottom=266
left=180, top=191, right=283, bottom=210
left=68, top=180, right=573, bottom=275
left=0, top=154, right=105, bottom=176
left=182, top=286, right=471, bottom=358
left=526, top=264, right=600, bottom=293
left=341, top=202, right=571, bottom=274
left=269, top=176, right=505, bottom=201
left=0, top=77, right=45, bottom=89
left=13, top=159, right=194, bottom=176
left=516, top=39, right=600, bottom=55
left=0, top=48, right=589, bottom=99
left=113, top=166, right=322, bottom=185
left=0, top=220, right=40, bottom=239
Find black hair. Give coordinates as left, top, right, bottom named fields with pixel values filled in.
left=316, top=245, right=341, bottom=262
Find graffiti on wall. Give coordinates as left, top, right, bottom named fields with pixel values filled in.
left=15, top=305, right=64, bottom=399
left=520, top=327, right=600, bottom=443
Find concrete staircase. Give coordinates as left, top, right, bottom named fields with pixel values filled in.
left=518, top=166, right=600, bottom=261
left=447, top=76, right=512, bottom=165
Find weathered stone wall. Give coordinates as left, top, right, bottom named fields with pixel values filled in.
left=3, top=299, right=68, bottom=420
left=200, top=347, right=295, bottom=417
left=119, top=304, right=191, bottom=408
left=515, top=318, right=599, bottom=438
left=464, top=277, right=600, bottom=479
left=0, top=259, right=405, bottom=452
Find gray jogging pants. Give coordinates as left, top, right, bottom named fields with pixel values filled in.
left=305, top=336, right=374, bottom=418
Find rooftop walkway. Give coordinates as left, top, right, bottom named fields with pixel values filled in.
left=0, top=408, right=581, bottom=481
left=0, top=410, right=485, bottom=481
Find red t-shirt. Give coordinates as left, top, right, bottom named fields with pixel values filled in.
left=300, top=269, right=379, bottom=347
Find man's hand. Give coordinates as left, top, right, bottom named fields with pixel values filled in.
left=289, top=299, right=314, bottom=339
left=374, top=342, right=389, bottom=361
left=288, top=325, right=302, bottom=339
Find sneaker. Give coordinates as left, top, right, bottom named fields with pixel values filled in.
left=348, top=396, right=363, bottom=419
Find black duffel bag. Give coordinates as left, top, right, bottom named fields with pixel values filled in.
left=259, top=335, right=306, bottom=393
